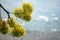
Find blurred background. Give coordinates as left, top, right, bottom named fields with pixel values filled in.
left=0, top=0, right=60, bottom=40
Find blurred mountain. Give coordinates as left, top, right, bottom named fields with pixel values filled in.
left=0, top=31, right=60, bottom=40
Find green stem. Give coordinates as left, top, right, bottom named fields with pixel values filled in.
left=0, top=4, right=10, bottom=19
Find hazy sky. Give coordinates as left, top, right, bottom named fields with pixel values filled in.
left=0, top=0, right=60, bottom=31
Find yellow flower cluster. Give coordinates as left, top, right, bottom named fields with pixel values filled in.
left=0, top=20, right=2, bottom=33
left=8, top=17, right=26, bottom=37
left=11, top=26, right=26, bottom=37
left=0, top=17, right=26, bottom=37
left=0, top=20, right=10, bottom=34
left=8, top=17, right=16, bottom=27
left=14, top=8, right=24, bottom=18
left=13, top=3, right=33, bottom=21
left=22, top=14, right=32, bottom=21
left=23, top=3, right=33, bottom=14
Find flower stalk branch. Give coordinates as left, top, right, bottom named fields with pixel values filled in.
left=0, top=4, right=10, bottom=19
left=0, top=5, right=2, bottom=20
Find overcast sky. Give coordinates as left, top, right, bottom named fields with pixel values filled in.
left=0, top=0, right=60, bottom=31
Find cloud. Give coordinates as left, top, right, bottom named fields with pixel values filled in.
left=54, top=17, right=58, bottom=20
left=38, top=16, right=49, bottom=22
left=22, top=0, right=32, bottom=3
left=21, top=22, right=26, bottom=26
left=51, top=13, right=56, bottom=16
left=39, top=8, right=54, bottom=12
left=51, top=29, right=57, bottom=32
left=33, top=16, right=49, bottom=22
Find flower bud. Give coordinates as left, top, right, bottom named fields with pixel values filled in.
left=11, top=26, right=26, bottom=37
left=14, top=8, right=24, bottom=18
left=1, top=20, right=9, bottom=34
left=22, top=14, right=32, bottom=21
left=23, top=3, right=33, bottom=14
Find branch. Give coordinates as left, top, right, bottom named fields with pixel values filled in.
left=0, top=7, right=2, bottom=20
left=0, top=4, right=10, bottom=19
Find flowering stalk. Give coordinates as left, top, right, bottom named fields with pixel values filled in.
left=0, top=6, right=2, bottom=20
left=0, top=4, right=10, bottom=19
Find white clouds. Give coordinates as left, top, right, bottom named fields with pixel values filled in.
left=39, top=8, right=54, bottom=12
left=22, top=0, right=32, bottom=3
left=3, top=19, right=7, bottom=21
left=33, top=16, right=49, bottom=22
left=50, top=17, right=59, bottom=21
left=54, top=17, right=58, bottom=20
left=21, top=21, right=26, bottom=26
left=51, top=13, right=56, bottom=16
left=51, top=29, right=57, bottom=32
left=38, top=16, right=49, bottom=22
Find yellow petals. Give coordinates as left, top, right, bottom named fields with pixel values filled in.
left=14, top=8, right=24, bottom=13
left=7, top=17, right=15, bottom=27
left=11, top=26, right=26, bottom=37
left=23, top=3, right=33, bottom=14
left=14, top=8, right=24, bottom=18
left=0, top=20, right=2, bottom=33
left=22, top=14, right=32, bottom=21
left=8, top=17, right=22, bottom=27
left=13, top=3, right=33, bottom=21
left=7, top=17, right=26, bottom=37
left=1, top=20, right=10, bottom=34
left=0, top=17, right=26, bottom=37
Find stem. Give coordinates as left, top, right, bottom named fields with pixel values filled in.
left=0, top=4, right=10, bottom=19
left=0, top=7, right=2, bottom=20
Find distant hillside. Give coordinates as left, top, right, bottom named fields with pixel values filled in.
left=0, top=31, right=60, bottom=40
